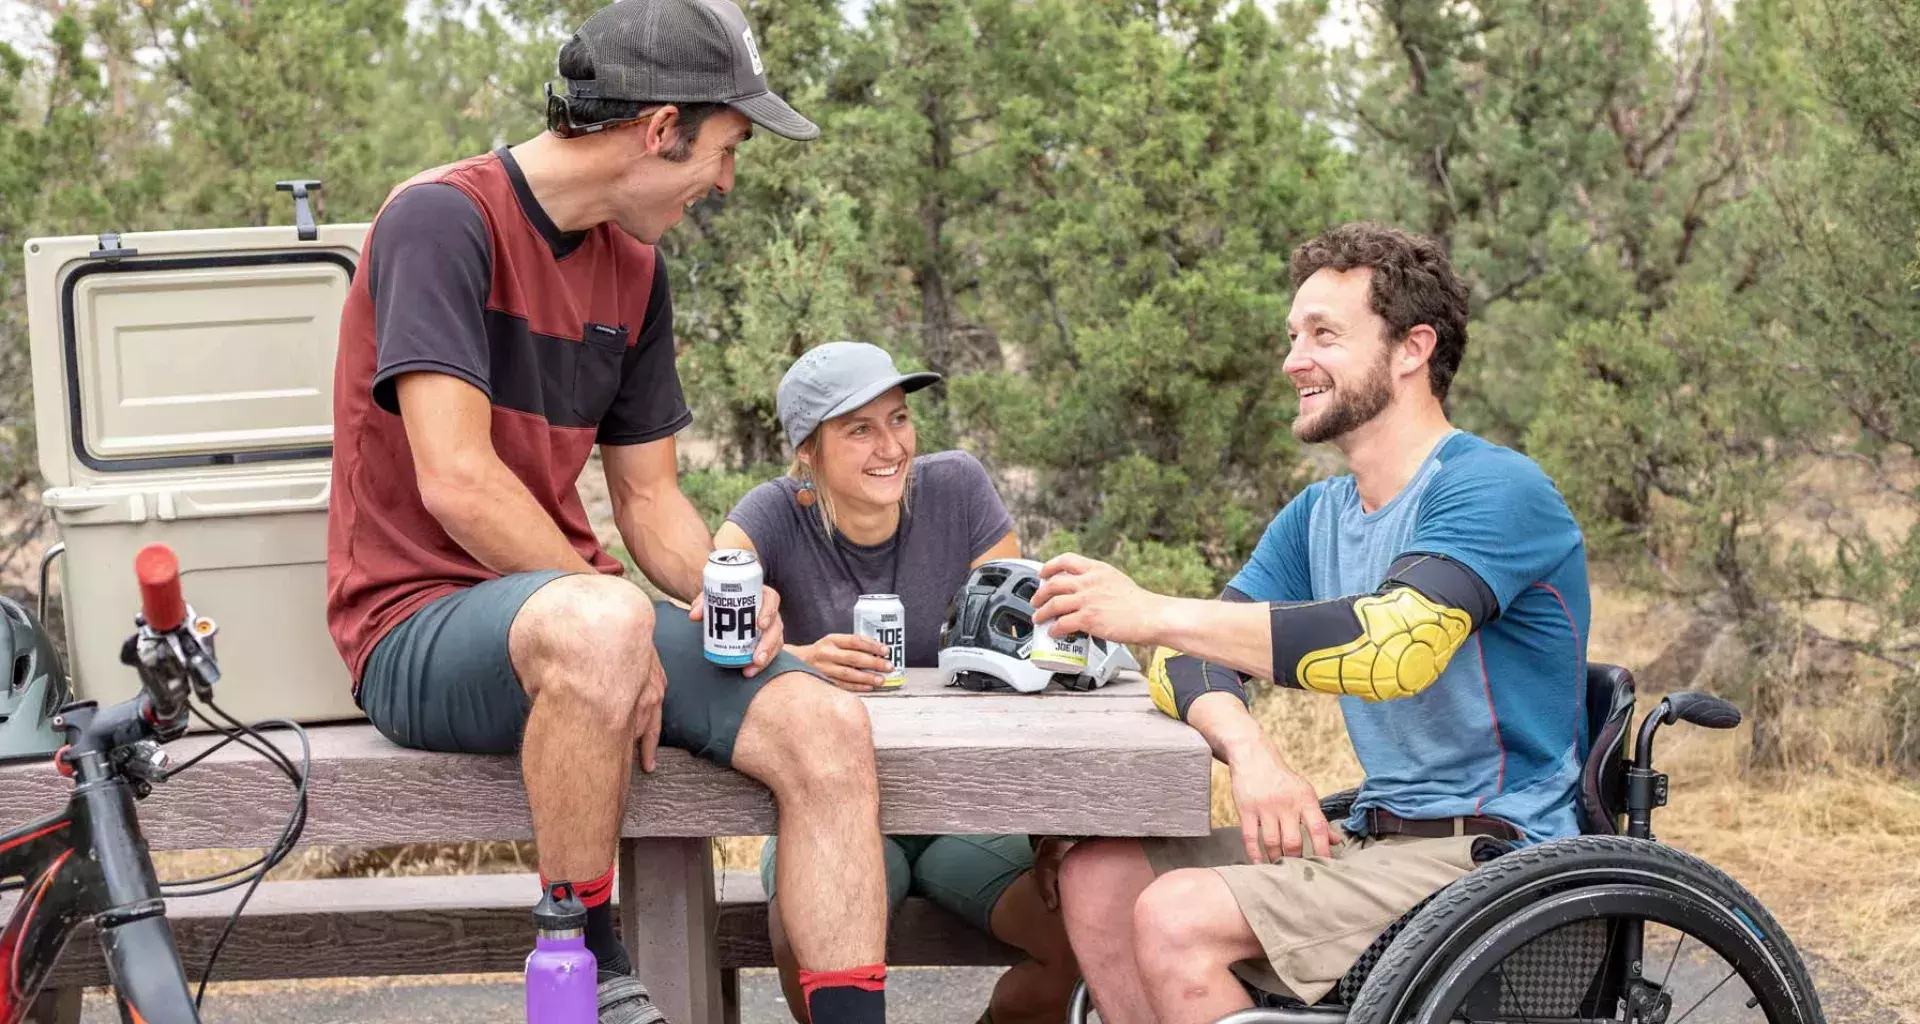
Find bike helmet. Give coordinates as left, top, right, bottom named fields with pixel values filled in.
left=938, top=559, right=1066, bottom=693
left=0, top=595, right=70, bottom=759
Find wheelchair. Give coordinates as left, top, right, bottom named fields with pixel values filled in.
left=1066, top=663, right=1826, bottom=1024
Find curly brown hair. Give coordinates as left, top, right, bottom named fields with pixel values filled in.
left=1288, top=222, right=1471, bottom=401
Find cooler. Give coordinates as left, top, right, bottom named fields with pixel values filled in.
left=25, top=217, right=369, bottom=727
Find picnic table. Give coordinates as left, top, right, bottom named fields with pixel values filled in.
left=1, top=667, right=1213, bottom=1024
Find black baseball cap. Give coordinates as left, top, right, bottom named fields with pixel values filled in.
left=558, top=0, right=819, bottom=141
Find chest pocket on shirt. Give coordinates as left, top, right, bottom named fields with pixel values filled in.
left=573, top=322, right=628, bottom=425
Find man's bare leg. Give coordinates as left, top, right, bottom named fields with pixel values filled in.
left=511, top=574, right=654, bottom=885
left=1057, top=839, right=1159, bottom=1024
left=985, top=871, right=1081, bottom=1024
left=730, top=674, right=888, bottom=975
left=767, top=901, right=811, bottom=1023
left=1132, top=869, right=1264, bottom=1024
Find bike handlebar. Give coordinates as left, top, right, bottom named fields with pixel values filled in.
left=135, top=544, right=186, bottom=632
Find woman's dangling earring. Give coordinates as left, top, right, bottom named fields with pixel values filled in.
left=796, top=469, right=817, bottom=508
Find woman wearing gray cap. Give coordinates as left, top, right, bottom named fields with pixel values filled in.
left=714, top=341, right=1080, bottom=1024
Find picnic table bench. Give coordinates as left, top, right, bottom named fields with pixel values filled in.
left=1, top=668, right=1212, bottom=1024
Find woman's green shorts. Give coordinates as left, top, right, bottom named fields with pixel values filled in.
left=759, top=832, right=1034, bottom=937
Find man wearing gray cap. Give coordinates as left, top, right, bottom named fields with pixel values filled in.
left=324, top=2, right=891, bottom=1023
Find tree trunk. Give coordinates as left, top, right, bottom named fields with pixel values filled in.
left=916, top=82, right=955, bottom=385
left=1746, top=626, right=1789, bottom=769
left=1382, top=0, right=1458, bottom=252
left=1712, top=516, right=1789, bottom=769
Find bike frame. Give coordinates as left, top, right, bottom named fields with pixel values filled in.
left=1, top=697, right=201, bottom=1024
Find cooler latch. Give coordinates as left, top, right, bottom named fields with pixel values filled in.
left=276, top=179, right=323, bottom=241
left=88, top=231, right=137, bottom=260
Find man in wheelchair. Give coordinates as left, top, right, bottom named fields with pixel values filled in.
left=1032, top=222, right=1593, bottom=1022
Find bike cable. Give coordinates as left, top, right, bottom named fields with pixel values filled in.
left=154, top=699, right=311, bottom=1011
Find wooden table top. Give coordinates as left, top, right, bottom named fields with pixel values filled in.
left=0, top=668, right=1214, bottom=848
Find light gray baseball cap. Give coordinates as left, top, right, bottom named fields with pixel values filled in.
left=560, top=0, right=819, bottom=141
left=778, top=342, right=942, bottom=450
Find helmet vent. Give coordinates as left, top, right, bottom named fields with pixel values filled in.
left=990, top=608, right=1032, bottom=643
left=1011, top=577, right=1039, bottom=602
left=10, top=654, right=27, bottom=694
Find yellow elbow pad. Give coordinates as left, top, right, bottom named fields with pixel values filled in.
left=1292, top=588, right=1473, bottom=701
left=1148, top=645, right=1251, bottom=721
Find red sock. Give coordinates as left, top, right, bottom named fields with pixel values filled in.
left=541, top=864, right=629, bottom=977
left=799, top=963, right=886, bottom=1024
left=557, top=863, right=615, bottom=909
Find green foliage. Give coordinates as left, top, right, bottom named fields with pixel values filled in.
left=1526, top=0, right=1920, bottom=768
left=1346, top=0, right=1795, bottom=449
left=3, top=0, right=1919, bottom=767
left=1032, top=530, right=1218, bottom=600
left=678, top=187, right=889, bottom=465
left=1530, top=285, right=1821, bottom=590
left=952, top=0, right=1346, bottom=581
left=1779, top=0, right=1920, bottom=768
left=679, top=463, right=787, bottom=533
left=150, top=0, right=410, bottom=223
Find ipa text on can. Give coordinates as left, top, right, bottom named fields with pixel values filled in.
left=1029, top=626, right=1089, bottom=673
left=853, top=594, right=908, bottom=690
left=703, top=549, right=762, bottom=666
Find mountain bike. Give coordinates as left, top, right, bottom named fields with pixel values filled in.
left=1, top=544, right=310, bottom=1024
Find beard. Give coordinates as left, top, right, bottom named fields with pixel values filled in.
left=1293, top=349, right=1394, bottom=444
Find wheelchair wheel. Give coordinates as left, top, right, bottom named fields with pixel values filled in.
left=1345, top=835, right=1822, bottom=1024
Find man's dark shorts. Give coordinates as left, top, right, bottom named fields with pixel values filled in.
left=357, top=570, right=823, bottom=766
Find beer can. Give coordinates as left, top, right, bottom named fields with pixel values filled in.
left=853, top=594, right=908, bottom=690
left=703, top=549, right=762, bottom=666
left=1029, top=626, right=1090, bottom=674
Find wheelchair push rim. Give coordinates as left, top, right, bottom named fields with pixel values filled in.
left=1407, top=881, right=1808, bottom=1023
left=1348, top=839, right=1822, bottom=1024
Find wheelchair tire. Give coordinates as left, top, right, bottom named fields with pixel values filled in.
left=1344, top=834, right=1822, bottom=1024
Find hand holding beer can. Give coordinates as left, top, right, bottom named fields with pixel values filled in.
left=853, top=594, right=908, bottom=690
left=703, top=549, right=763, bottom=667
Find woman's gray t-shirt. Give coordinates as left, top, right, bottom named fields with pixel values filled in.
left=725, top=450, right=1016, bottom=667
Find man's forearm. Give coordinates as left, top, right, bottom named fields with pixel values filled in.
left=1185, top=690, right=1275, bottom=767
left=614, top=486, right=711, bottom=603
left=426, top=463, right=597, bottom=576
left=1154, top=598, right=1274, bottom=681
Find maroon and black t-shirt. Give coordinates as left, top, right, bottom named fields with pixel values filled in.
left=325, top=148, right=691, bottom=685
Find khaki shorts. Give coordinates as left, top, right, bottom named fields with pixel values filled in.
left=1144, top=826, right=1504, bottom=1005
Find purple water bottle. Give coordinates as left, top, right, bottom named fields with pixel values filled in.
left=526, top=881, right=598, bottom=1023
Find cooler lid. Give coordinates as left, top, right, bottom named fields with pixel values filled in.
left=25, top=223, right=367, bottom=488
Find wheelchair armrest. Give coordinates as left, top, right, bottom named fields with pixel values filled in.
left=1320, top=787, right=1359, bottom=821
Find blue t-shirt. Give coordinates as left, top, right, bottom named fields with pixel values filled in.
left=1229, top=430, right=1591, bottom=844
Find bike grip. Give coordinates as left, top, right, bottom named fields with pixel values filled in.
left=135, top=544, right=186, bottom=631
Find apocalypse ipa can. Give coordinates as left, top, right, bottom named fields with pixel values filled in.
left=703, top=549, right=762, bottom=666
left=853, top=594, right=908, bottom=690
left=1029, top=626, right=1090, bottom=674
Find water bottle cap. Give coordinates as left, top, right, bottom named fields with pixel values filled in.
left=534, top=881, right=588, bottom=931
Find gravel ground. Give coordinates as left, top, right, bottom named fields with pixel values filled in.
left=72, top=951, right=1888, bottom=1024
left=78, top=966, right=1001, bottom=1024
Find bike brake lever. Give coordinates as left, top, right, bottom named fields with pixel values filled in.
left=185, top=615, right=221, bottom=700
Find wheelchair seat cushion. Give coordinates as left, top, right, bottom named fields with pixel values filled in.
left=1141, top=826, right=1495, bottom=1005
